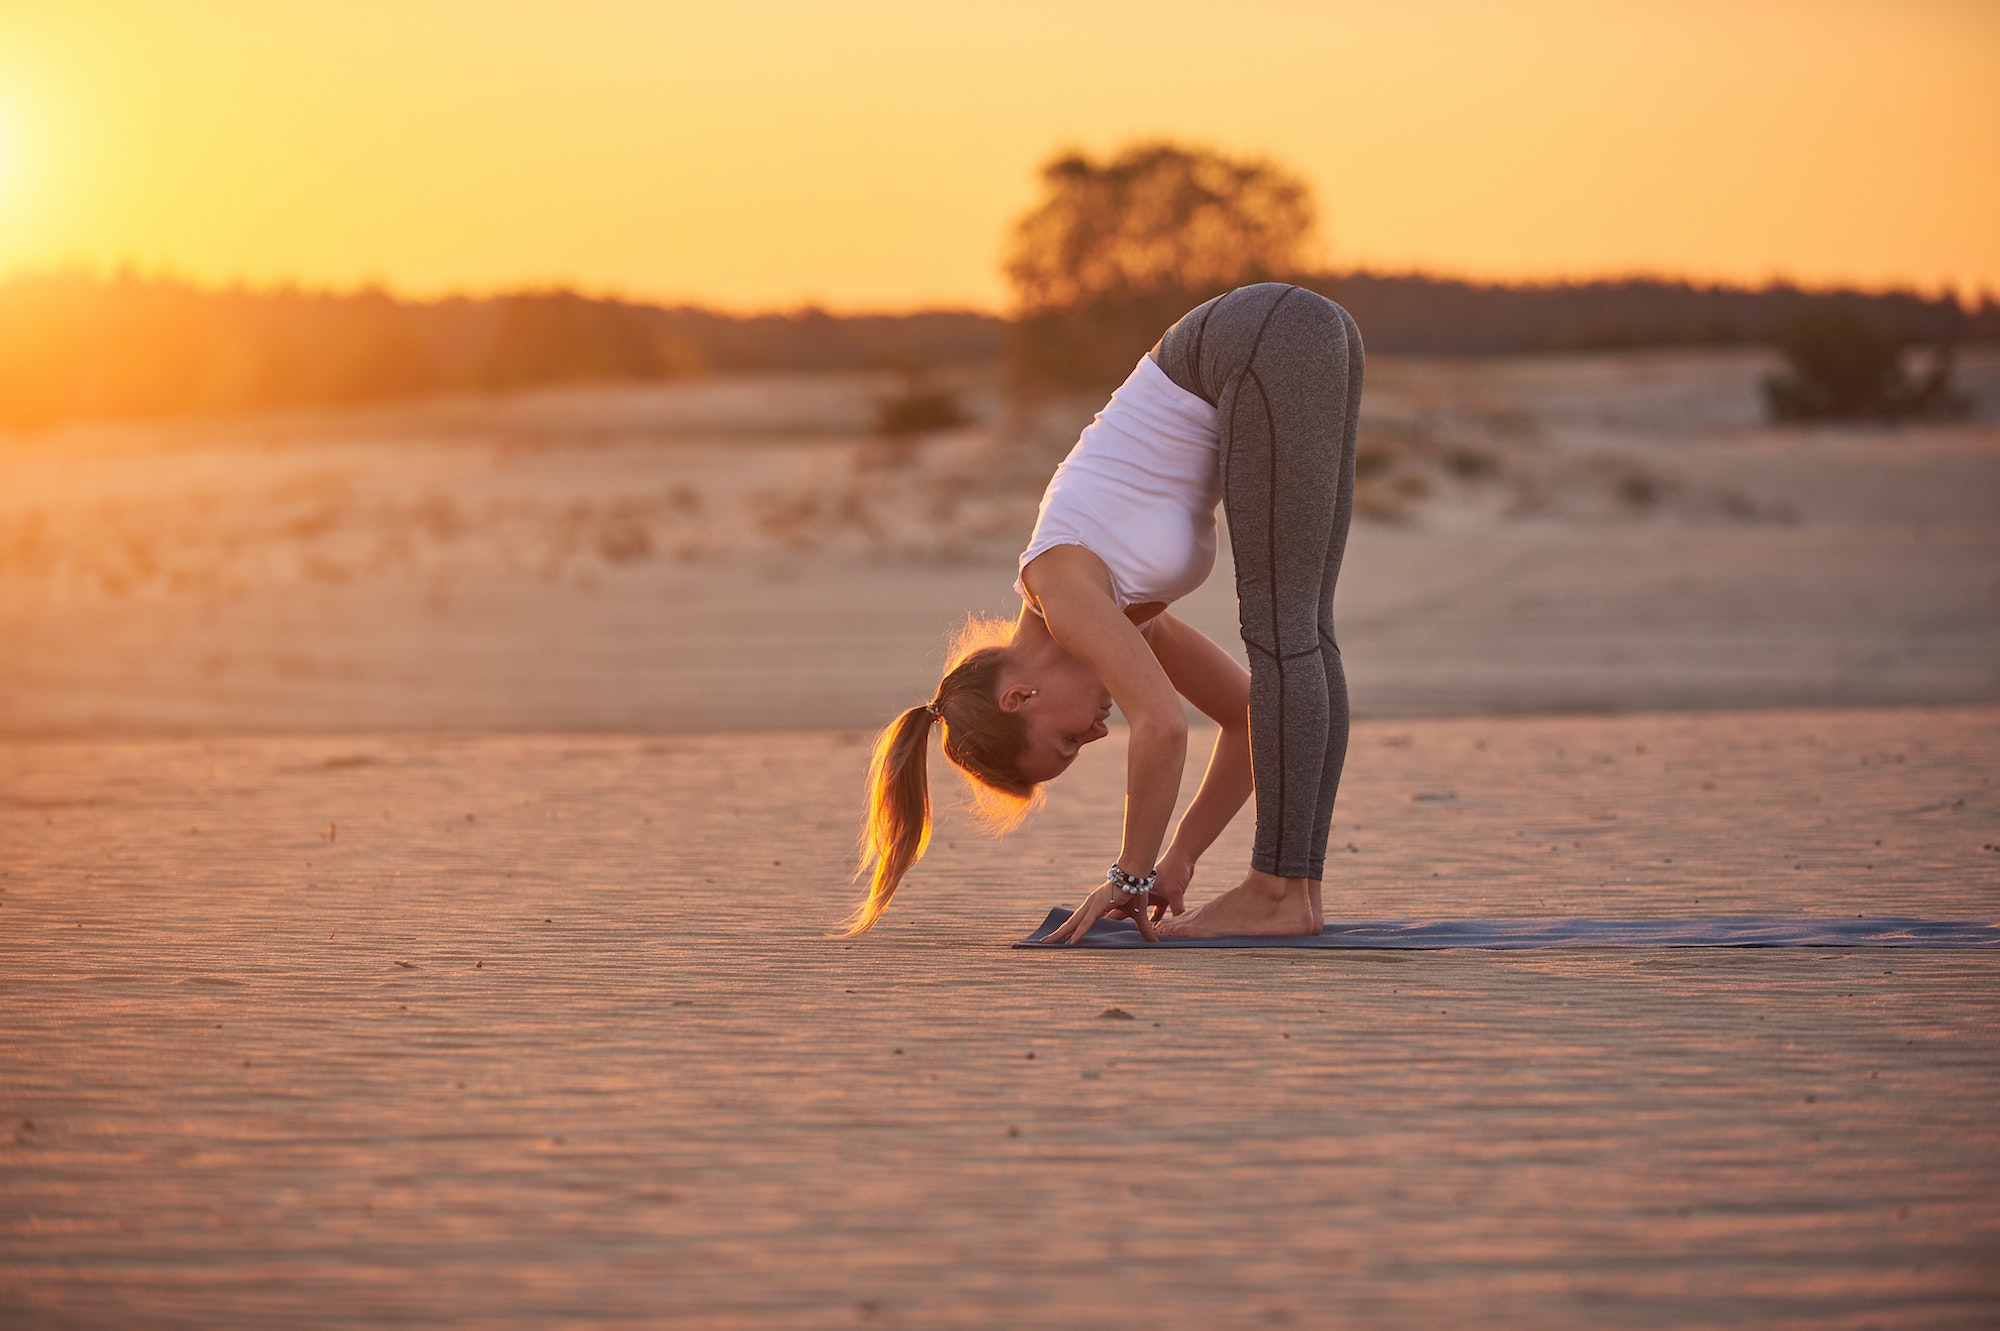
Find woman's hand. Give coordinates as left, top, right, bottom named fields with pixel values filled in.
left=1045, top=879, right=1160, bottom=946
left=1148, top=853, right=1194, bottom=923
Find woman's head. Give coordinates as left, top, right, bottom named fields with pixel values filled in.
left=845, top=616, right=1036, bottom=935
left=996, top=651, right=1113, bottom=784
left=846, top=614, right=1119, bottom=934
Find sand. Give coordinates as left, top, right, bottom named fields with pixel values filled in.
left=3, top=348, right=1999, bottom=1326
left=1, top=348, right=1996, bottom=734
left=3, top=707, right=1998, bottom=1327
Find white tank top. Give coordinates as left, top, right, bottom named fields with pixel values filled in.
left=1015, top=355, right=1223, bottom=615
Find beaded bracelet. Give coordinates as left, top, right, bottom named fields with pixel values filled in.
left=1106, top=863, right=1156, bottom=900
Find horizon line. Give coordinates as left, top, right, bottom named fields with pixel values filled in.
left=3, top=260, right=1990, bottom=318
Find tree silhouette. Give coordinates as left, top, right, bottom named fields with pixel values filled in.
left=1004, top=143, right=1319, bottom=389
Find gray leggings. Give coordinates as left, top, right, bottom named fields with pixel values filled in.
left=1152, top=284, right=1362, bottom=880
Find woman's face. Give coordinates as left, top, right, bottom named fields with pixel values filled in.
left=1006, top=654, right=1113, bottom=783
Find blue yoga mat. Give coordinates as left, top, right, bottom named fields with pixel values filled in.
left=1015, top=907, right=2000, bottom=950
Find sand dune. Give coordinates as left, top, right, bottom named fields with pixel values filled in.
left=2, top=349, right=1997, bottom=734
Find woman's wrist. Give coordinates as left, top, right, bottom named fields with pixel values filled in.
left=1105, top=863, right=1156, bottom=902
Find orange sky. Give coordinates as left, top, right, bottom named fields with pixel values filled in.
left=0, top=0, right=1994, bottom=311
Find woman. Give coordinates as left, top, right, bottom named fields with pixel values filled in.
left=848, top=283, right=1362, bottom=942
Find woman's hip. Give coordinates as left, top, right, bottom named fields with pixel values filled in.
left=1154, top=284, right=1357, bottom=405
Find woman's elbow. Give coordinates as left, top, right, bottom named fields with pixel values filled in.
left=1129, top=710, right=1188, bottom=749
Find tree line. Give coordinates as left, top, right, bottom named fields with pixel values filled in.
left=0, top=276, right=1004, bottom=428
left=0, top=143, right=1988, bottom=428
left=3, top=268, right=1982, bottom=429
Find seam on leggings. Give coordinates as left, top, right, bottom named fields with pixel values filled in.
left=1228, top=287, right=1302, bottom=873
left=1190, top=305, right=1215, bottom=402
left=1237, top=285, right=1297, bottom=374
left=1247, top=363, right=1286, bottom=863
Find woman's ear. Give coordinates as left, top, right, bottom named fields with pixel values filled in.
left=998, top=683, right=1037, bottom=713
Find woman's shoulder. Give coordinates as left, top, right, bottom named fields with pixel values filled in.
left=1018, top=541, right=1115, bottom=603
left=1019, top=544, right=1167, bottom=629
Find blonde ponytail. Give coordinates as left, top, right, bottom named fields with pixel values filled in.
left=844, top=615, right=1039, bottom=934
left=844, top=704, right=939, bottom=935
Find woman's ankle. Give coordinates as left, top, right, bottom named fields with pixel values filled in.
left=1244, top=868, right=1313, bottom=897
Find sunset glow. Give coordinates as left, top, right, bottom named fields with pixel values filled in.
left=0, top=99, right=22, bottom=216
left=0, top=0, right=1994, bottom=309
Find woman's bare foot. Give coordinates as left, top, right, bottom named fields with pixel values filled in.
left=1157, top=870, right=1319, bottom=938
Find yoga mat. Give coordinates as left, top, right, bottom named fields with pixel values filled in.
left=1015, top=907, right=2000, bottom=950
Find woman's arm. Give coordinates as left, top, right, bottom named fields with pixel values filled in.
left=1145, top=613, right=1253, bottom=912
left=1027, top=548, right=1187, bottom=944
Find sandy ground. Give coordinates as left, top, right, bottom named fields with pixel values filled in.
left=1, top=349, right=1996, bottom=733
left=3, top=707, right=1997, bottom=1328
left=4, top=349, right=1999, bottom=1325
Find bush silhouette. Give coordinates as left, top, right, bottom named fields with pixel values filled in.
left=1004, top=142, right=1318, bottom=390
left=873, top=370, right=969, bottom=437
left=1764, top=309, right=1969, bottom=423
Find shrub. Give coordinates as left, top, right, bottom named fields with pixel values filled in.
left=873, top=373, right=970, bottom=437
left=1764, top=310, right=1969, bottom=422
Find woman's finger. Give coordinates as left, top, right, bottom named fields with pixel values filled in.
left=1061, top=904, right=1103, bottom=945
left=1049, top=898, right=1101, bottom=945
